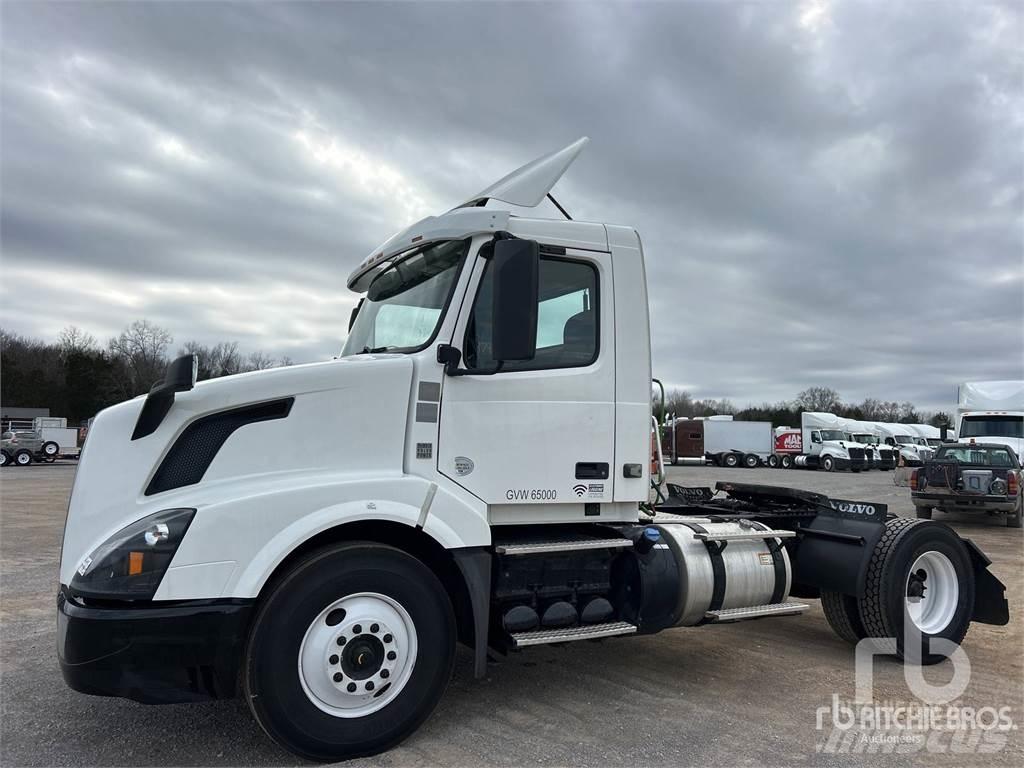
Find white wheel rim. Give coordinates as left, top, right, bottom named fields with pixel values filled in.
left=16, top=454, right=29, bottom=465
left=905, top=551, right=959, bottom=635
left=44, top=444, right=57, bottom=455
left=298, top=592, right=417, bottom=718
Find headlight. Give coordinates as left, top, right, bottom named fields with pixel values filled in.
left=70, top=508, right=195, bottom=600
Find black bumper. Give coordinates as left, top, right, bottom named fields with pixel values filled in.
left=57, top=588, right=254, bottom=704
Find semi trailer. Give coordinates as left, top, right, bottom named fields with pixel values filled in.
left=661, top=415, right=773, bottom=467
left=57, top=139, right=1009, bottom=762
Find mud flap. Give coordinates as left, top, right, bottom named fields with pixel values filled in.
left=961, top=537, right=1009, bottom=625
left=791, top=499, right=888, bottom=598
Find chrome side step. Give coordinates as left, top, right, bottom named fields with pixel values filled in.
left=694, top=530, right=796, bottom=543
left=510, top=621, right=638, bottom=647
left=495, top=539, right=633, bottom=556
left=705, top=602, right=809, bottom=622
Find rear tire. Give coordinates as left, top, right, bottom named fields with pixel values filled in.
left=42, top=441, right=59, bottom=457
left=767, top=455, right=779, bottom=468
left=780, top=455, right=793, bottom=469
left=244, top=542, right=456, bottom=762
left=14, top=450, right=31, bottom=466
left=916, top=507, right=933, bottom=520
left=723, top=453, right=739, bottom=468
left=743, top=454, right=759, bottom=468
left=858, top=518, right=974, bottom=665
left=821, top=590, right=867, bottom=645
left=1007, top=499, right=1022, bottom=528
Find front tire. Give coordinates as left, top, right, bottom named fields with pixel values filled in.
left=14, top=450, right=31, bottom=466
left=858, top=518, right=974, bottom=665
left=822, top=455, right=835, bottom=472
left=0, top=451, right=9, bottom=467
left=244, top=542, right=456, bottom=762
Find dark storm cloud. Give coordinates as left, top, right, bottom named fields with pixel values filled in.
left=1, top=1, right=1021, bottom=408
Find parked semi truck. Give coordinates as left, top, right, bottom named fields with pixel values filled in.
left=957, top=381, right=1024, bottom=461
left=769, top=412, right=870, bottom=471
left=661, top=415, right=773, bottom=467
left=874, top=422, right=934, bottom=466
left=57, top=139, right=1008, bottom=762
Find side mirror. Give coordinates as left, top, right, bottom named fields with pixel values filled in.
left=131, top=354, right=198, bottom=440
left=490, top=238, right=539, bottom=362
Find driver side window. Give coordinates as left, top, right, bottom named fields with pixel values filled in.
left=464, top=255, right=599, bottom=372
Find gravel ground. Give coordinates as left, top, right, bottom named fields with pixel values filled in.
left=1, top=462, right=1021, bottom=767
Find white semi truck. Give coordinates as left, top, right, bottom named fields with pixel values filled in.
left=770, top=412, right=871, bottom=471
left=57, top=139, right=1008, bottom=762
left=957, top=381, right=1024, bottom=461
left=874, top=422, right=934, bottom=466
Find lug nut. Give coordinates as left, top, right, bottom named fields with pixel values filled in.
left=365, top=681, right=375, bottom=691
left=333, top=672, right=343, bottom=682
left=383, top=634, right=393, bottom=643
left=336, top=636, right=347, bottom=646
left=370, top=623, right=380, bottom=633
left=347, top=682, right=357, bottom=693
left=380, top=669, right=390, bottom=679
left=387, top=651, right=397, bottom=661
left=329, top=654, right=339, bottom=664
left=353, top=624, right=362, bottom=634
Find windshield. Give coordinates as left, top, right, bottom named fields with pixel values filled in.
left=927, top=438, right=943, bottom=447
left=819, top=430, right=846, bottom=441
left=914, top=438, right=928, bottom=446
left=959, top=415, right=1024, bottom=439
left=894, top=435, right=915, bottom=445
left=341, top=239, right=469, bottom=356
left=935, top=446, right=1018, bottom=468
left=854, top=433, right=878, bottom=444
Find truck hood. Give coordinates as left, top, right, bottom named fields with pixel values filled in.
left=60, top=356, right=414, bottom=586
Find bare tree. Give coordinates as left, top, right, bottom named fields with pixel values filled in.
left=247, top=350, right=277, bottom=370
left=108, top=320, right=173, bottom=397
left=858, top=397, right=884, bottom=421
left=58, top=325, right=97, bottom=359
left=795, top=386, right=842, bottom=413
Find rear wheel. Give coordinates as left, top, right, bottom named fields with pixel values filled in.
left=244, top=542, right=455, bottom=762
left=858, top=518, right=973, bottom=664
left=743, top=454, right=759, bottom=468
left=767, top=455, right=779, bottom=468
left=42, top=441, right=59, bottom=457
left=822, top=455, right=835, bottom=472
left=723, top=453, right=739, bottom=468
left=821, top=590, right=866, bottom=645
left=780, top=455, right=793, bottom=469
left=1007, top=498, right=1022, bottom=528
left=14, top=450, right=31, bottom=466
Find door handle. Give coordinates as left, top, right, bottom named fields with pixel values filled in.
left=575, top=462, right=609, bottom=480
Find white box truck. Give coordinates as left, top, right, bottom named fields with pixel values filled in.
left=769, top=412, right=870, bottom=471
left=957, top=381, right=1024, bottom=460
left=56, top=139, right=1008, bottom=761
left=661, top=415, right=773, bottom=467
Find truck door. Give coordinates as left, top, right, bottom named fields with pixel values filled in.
left=437, top=244, right=615, bottom=513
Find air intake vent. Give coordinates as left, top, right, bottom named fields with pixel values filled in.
left=145, top=398, right=293, bottom=495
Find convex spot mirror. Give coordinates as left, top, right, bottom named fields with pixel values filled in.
left=490, top=238, right=539, bottom=362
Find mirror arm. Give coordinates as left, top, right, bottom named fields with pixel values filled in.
left=437, top=344, right=505, bottom=377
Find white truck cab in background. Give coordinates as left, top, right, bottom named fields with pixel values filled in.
left=874, top=422, right=933, bottom=466
left=956, top=381, right=1024, bottom=461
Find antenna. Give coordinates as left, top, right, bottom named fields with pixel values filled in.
left=546, top=193, right=573, bottom=221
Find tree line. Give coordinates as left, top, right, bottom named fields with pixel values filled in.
left=1, top=321, right=293, bottom=426
left=663, top=386, right=952, bottom=428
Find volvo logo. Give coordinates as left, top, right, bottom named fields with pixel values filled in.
left=829, top=501, right=877, bottom=516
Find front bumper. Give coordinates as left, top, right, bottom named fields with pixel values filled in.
left=911, top=492, right=1018, bottom=513
left=57, top=588, right=254, bottom=704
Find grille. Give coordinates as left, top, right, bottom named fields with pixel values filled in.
left=848, top=447, right=865, bottom=460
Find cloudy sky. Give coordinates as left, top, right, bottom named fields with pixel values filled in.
left=2, top=1, right=1021, bottom=410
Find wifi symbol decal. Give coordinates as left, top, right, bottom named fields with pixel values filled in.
left=573, top=484, right=588, bottom=497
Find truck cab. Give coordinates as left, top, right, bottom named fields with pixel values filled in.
left=55, top=138, right=1009, bottom=762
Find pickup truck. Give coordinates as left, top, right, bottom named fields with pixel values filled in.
left=911, top=443, right=1023, bottom=528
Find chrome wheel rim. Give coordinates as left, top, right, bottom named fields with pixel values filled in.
left=298, top=592, right=417, bottom=718
left=905, top=551, right=959, bottom=635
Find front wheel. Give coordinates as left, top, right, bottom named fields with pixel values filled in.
left=0, top=451, right=9, bottom=467
left=858, top=518, right=974, bottom=665
left=822, top=455, right=835, bottom=472
left=244, top=543, right=456, bottom=762
left=14, top=450, right=31, bottom=466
